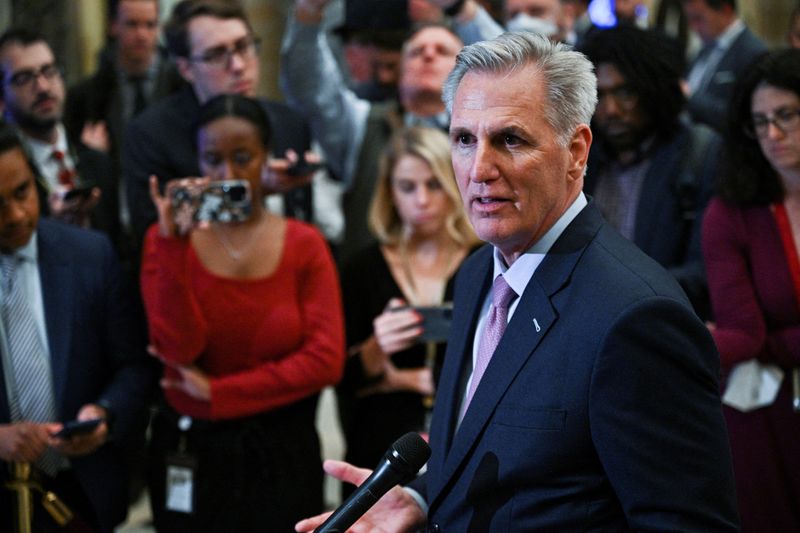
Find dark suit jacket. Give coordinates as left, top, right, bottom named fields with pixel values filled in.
left=687, top=26, right=767, bottom=132
left=585, top=121, right=720, bottom=317
left=415, top=202, right=739, bottom=532
left=0, top=219, right=155, bottom=531
left=122, top=86, right=314, bottom=246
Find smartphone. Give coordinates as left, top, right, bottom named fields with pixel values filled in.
left=195, top=180, right=252, bottom=223
left=53, top=418, right=103, bottom=439
left=63, top=185, right=94, bottom=202
left=415, top=305, right=454, bottom=342
left=286, top=159, right=324, bottom=177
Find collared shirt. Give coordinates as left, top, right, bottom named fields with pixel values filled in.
left=687, top=19, right=744, bottom=94
left=461, top=192, right=588, bottom=407
left=19, top=124, right=76, bottom=192
left=0, top=231, right=55, bottom=416
left=593, top=135, right=657, bottom=241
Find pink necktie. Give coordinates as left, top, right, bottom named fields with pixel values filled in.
left=460, top=275, right=517, bottom=421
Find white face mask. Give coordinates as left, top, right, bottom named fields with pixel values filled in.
left=506, top=13, right=559, bottom=37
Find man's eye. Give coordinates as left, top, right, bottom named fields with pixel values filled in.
left=456, top=134, right=474, bottom=145
left=503, top=134, right=521, bottom=146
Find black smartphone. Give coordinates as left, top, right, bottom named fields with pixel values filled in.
left=63, top=185, right=94, bottom=202
left=53, top=418, right=103, bottom=439
left=415, top=305, right=454, bottom=342
left=286, top=159, right=324, bottom=176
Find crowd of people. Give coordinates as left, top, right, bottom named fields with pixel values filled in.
left=0, top=0, right=797, bottom=531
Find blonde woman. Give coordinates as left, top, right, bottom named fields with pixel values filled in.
left=338, top=126, right=478, bottom=479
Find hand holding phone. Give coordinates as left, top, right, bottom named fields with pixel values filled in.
left=52, top=418, right=103, bottom=440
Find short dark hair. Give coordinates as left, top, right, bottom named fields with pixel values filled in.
left=0, top=28, right=52, bottom=97
left=195, top=94, right=271, bottom=149
left=0, top=123, right=24, bottom=157
left=581, top=26, right=686, bottom=141
left=163, top=0, right=251, bottom=58
left=719, top=49, right=800, bottom=206
left=108, top=0, right=160, bottom=22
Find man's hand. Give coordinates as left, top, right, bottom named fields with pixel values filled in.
left=0, top=422, right=59, bottom=462
left=48, top=186, right=101, bottom=228
left=262, top=149, right=321, bottom=195
left=295, top=460, right=426, bottom=533
left=50, top=404, right=109, bottom=457
left=80, top=121, right=110, bottom=153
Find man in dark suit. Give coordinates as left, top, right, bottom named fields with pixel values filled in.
left=123, top=0, right=316, bottom=247
left=681, top=0, right=767, bottom=132
left=582, top=26, right=719, bottom=318
left=0, top=126, right=154, bottom=531
left=297, top=31, right=738, bottom=532
left=64, top=0, right=185, bottom=243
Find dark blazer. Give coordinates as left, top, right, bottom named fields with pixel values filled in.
left=687, top=26, right=767, bottom=132
left=122, top=86, right=314, bottom=246
left=585, top=121, right=720, bottom=317
left=415, top=202, right=739, bottom=531
left=0, top=219, right=155, bottom=531
left=63, top=48, right=184, bottom=161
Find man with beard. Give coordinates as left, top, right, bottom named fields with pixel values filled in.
left=581, top=26, right=719, bottom=318
left=0, top=28, right=121, bottom=248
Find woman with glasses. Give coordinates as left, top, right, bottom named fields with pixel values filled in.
left=702, top=49, right=800, bottom=533
left=141, top=94, right=344, bottom=532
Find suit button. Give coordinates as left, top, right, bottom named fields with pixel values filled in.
left=428, top=524, right=440, bottom=533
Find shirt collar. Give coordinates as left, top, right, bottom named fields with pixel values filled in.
left=492, top=192, right=587, bottom=297
left=3, top=230, right=38, bottom=263
left=19, top=124, right=69, bottom=166
left=714, top=19, right=744, bottom=51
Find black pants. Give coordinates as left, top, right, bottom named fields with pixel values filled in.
left=147, top=397, right=324, bottom=532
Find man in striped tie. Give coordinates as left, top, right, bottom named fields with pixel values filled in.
left=0, top=125, right=154, bottom=532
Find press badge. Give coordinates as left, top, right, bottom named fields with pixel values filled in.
left=165, top=451, right=197, bottom=514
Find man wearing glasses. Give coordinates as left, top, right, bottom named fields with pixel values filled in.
left=0, top=28, right=119, bottom=239
left=123, top=0, right=316, bottom=247
left=580, top=26, right=721, bottom=320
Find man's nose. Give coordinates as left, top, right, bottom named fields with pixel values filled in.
left=469, top=142, right=500, bottom=183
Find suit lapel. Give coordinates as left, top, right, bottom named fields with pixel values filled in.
left=427, top=203, right=604, bottom=508
left=37, top=222, right=73, bottom=414
left=428, top=247, right=492, bottom=479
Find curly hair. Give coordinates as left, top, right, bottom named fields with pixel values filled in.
left=580, top=26, right=686, bottom=143
left=718, top=49, right=800, bottom=206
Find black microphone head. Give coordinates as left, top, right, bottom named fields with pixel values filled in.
left=384, top=432, right=431, bottom=479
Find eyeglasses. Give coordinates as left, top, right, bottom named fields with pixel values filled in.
left=6, top=63, right=61, bottom=88
left=596, top=84, right=639, bottom=111
left=189, top=36, right=260, bottom=68
left=746, top=107, right=800, bottom=138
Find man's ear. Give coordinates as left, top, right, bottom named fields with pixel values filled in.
left=175, top=57, right=194, bottom=84
left=567, top=123, right=592, bottom=182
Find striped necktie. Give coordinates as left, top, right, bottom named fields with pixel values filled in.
left=1, top=254, right=60, bottom=475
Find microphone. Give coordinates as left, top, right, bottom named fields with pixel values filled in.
left=315, top=432, right=431, bottom=533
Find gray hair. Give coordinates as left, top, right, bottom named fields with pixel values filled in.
left=442, top=31, right=598, bottom=147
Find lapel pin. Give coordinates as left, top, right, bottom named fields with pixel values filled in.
left=533, top=318, right=541, bottom=332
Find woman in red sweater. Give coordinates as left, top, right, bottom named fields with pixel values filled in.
left=140, top=94, right=344, bottom=532
left=702, top=50, right=800, bottom=532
